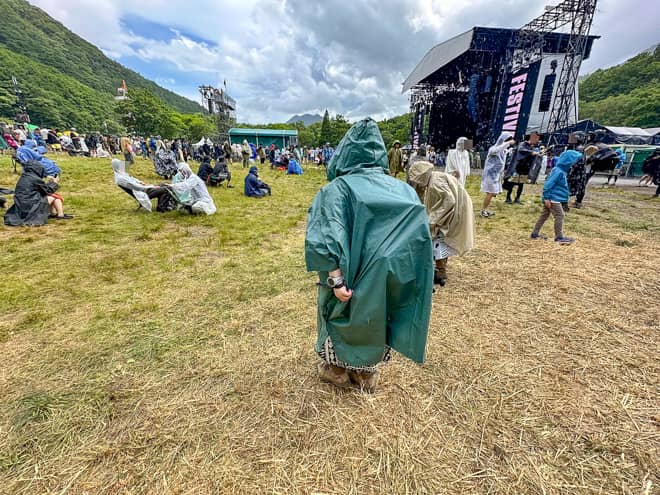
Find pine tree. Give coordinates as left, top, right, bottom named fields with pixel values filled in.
left=319, top=109, right=331, bottom=146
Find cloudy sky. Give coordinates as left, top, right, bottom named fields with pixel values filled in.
left=28, top=0, right=658, bottom=123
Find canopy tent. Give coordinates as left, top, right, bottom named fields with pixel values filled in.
left=193, top=137, right=213, bottom=149
left=550, top=120, right=656, bottom=145
left=603, top=126, right=652, bottom=145
left=229, top=128, right=298, bottom=148
left=643, top=128, right=660, bottom=145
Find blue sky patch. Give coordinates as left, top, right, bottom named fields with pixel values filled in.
left=119, top=15, right=218, bottom=47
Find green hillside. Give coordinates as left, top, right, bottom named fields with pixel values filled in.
left=579, top=45, right=660, bottom=127
left=0, top=0, right=201, bottom=129
left=0, top=46, right=115, bottom=130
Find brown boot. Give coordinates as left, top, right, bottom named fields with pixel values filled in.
left=348, top=369, right=380, bottom=393
left=434, top=258, right=448, bottom=286
left=317, top=362, right=351, bottom=389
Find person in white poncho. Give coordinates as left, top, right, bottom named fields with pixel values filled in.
left=445, top=137, right=471, bottom=186
left=169, top=163, right=217, bottom=215
left=112, top=158, right=154, bottom=211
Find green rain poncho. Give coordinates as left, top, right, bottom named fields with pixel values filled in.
left=305, top=118, right=434, bottom=367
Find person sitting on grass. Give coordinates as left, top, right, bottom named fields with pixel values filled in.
left=4, top=160, right=72, bottom=226
left=168, top=163, right=217, bottom=215
left=197, top=155, right=214, bottom=183
left=211, top=156, right=233, bottom=188
left=244, top=166, right=271, bottom=197
left=286, top=158, right=303, bottom=175
left=16, top=139, right=61, bottom=177
left=112, top=158, right=160, bottom=212
left=530, top=150, right=582, bottom=245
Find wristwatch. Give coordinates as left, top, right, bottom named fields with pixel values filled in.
left=326, top=275, right=344, bottom=288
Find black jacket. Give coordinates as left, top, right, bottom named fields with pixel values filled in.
left=4, top=160, right=58, bottom=226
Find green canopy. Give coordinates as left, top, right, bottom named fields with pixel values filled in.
left=305, top=118, right=434, bottom=367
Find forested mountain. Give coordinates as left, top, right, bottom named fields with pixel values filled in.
left=0, top=0, right=201, bottom=130
left=579, top=45, right=659, bottom=127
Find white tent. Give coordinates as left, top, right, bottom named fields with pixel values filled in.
left=193, top=137, right=213, bottom=149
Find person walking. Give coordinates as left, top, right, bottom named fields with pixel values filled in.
left=387, top=140, right=404, bottom=177
left=480, top=132, right=515, bottom=217
left=530, top=150, right=582, bottom=245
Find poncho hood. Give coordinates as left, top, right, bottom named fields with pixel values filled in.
left=326, top=118, right=388, bottom=181
left=556, top=150, right=582, bottom=172
left=408, top=160, right=434, bottom=196
left=23, top=160, right=46, bottom=178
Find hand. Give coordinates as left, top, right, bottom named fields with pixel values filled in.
left=544, top=199, right=552, bottom=209
left=333, top=286, right=353, bottom=302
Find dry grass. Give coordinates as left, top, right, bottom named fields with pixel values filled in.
left=0, top=155, right=658, bottom=494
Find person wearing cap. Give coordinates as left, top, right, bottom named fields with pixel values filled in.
left=387, top=140, right=404, bottom=177
left=305, top=118, right=433, bottom=393
left=503, top=131, right=541, bottom=204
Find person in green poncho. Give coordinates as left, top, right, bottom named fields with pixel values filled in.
left=387, top=140, right=403, bottom=177
left=305, top=118, right=434, bottom=393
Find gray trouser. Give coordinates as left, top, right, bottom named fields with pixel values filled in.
left=533, top=202, right=564, bottom=239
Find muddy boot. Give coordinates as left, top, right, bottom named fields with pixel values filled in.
left=434, top=258, right=448, bottom=287
left=348, top=369, right=380, bottom=393
left=317, top=362, right=351, bottom=389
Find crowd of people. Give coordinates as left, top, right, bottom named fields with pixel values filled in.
left=308, top=119, right=660, bottom=393
left=1, top=123, right=322, bottom=223
left=2, top=113, right=659, bottom=393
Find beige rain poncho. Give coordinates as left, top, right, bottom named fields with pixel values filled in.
left=408, top=161, right=474, bottom=256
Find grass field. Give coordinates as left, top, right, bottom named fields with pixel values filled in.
left=0, top=154, right=658, bottom=494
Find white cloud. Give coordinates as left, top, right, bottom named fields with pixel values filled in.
left=27, top=0, right=660, bottom=123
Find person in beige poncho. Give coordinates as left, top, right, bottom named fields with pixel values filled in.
left=408, top=160, right=474, bottom=287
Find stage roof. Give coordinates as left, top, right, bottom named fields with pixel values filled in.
left=402, top=29, right=474, bottom=93
left=402, top=27, right=599, bottom=93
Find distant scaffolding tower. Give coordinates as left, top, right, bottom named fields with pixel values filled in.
left=199, top=85, right=236, bottom=140
left=496, top=0, right=598, bottom=144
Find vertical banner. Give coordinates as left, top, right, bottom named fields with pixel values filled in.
left=412, top=105, right=425, bottom=148
left=494, top=61, right=541, bottom=141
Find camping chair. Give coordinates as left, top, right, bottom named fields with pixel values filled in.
left=7, top=147, right=19, bottom=173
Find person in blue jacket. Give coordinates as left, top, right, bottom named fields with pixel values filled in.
left=606, top=147, right=626, bottom=185
left=244, top=166, right=271, bottom=197
left=530, top=150, right=582, bottom=245
left=16, top=139, right=61, bottom=177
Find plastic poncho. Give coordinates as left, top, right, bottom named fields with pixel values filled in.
left=445, top=137, right=471, bottom=186
left=170, top=163, right=216, bottom=215
left=481, top=132, right=513, bottom=194
left=4, top=161, right=58, bottom=226
left=305, top=118, right=434, bottom=367
left=286, top=159, right=303, bottom=175
left=112, top=159, right=153, bottom=211
left=408, top=161, right=475, bottom=256
left=16, top=140, right=61, bottom=176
